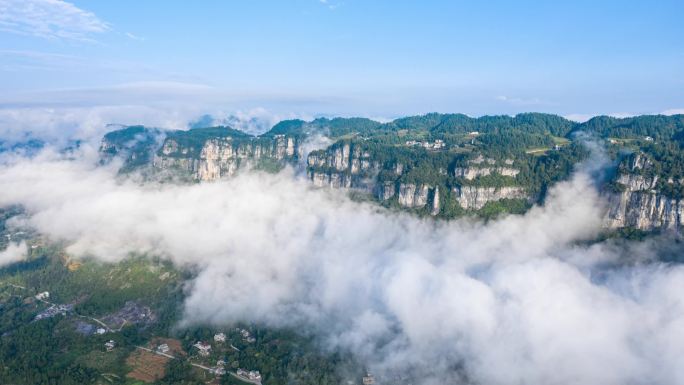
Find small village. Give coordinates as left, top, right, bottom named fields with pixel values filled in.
left=404, top=139, right=445, bottom=150
left=137, top=330, right=264, bottom=384
left=0, top=227, right=389, bottom=385
left=0, top=281, right=266, bottom=384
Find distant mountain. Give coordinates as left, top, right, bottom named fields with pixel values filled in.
left=0, top=138, right=46, bottom=155
left=189, top=114, right=276, bottom=135
left=265, top=117, right=382, bottom=138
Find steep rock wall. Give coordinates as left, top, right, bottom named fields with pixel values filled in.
left=604, top=152, right=682, bottom=231
left=153, top=135, right=298, bottom=181
left=454, top=186, right=527, bottom=210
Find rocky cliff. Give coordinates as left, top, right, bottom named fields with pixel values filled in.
left=454, top=166, right=520, bottom=180
left=604, top=153, right=682, bottom=231
left=153, top=134, right=298, bottom=181
left=397, top=183, right=430, bottom=208
left=306, top=144, right=527, bottom=215
left=306, top=142, right=378, bottom=190
left=605, top=190, right=682, bottom=231
left=454, top=186, right=527, bottom=210
left=453, top=155, right=520, bottom=180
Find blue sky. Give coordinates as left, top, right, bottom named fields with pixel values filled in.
left=1, top=0, right=683, bottom=121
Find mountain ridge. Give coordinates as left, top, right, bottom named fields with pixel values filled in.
left=99, top=112, right=684, bottom=233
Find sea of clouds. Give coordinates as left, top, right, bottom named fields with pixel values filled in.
left=0, top=140, right=682, bottom=385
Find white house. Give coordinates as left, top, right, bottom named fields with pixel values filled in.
left=238, top=328, right=256, bottom=343
left=214, top=332, right=226, bottom=342
left=193, top=341, right=212, bottom=356
left=237, top=369, right=262, bottom=382
left=35, top=292, right=50, bottom=300
left=157, top=343, right=170, bottom=353
left=249, top=370, right=262, bottom=381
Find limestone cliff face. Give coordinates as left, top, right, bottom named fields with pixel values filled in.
left=454, top=186, right=526, bottom=210
left=454, top=155, right=519, bottom=180
left=307, top=143, right=375, bottom=174
left=308, top=171, right=353, bottom=189
left=430, top=186, right=441, bottom=216
left=307, top=144, right=441, bottom=211
left=197, top=139, right=238, bottom=181
left=605, top=190, right=682, bottom=230
left=306, top=143, right=377, bottom=189
left=454, top=166, right=520, bottom=180
left=378, top=181, right=396, bottom=201
left=615, top=173, right=658, bottom=191
left=307, top=146, right=529, bottom=215
left=152, top=139, right=198, bottom=173
left=153, top=135, right=298, bottom=181
left=604, top=153, right=682, bottom=231
left=397, top=183, right=430, bottom=208
left=152, top=154, right=198, bottom=174
left=374, top=181, right=440, bottom=213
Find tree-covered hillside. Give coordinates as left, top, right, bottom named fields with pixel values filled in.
left=265, top=117, right=382, bottom=138
left=100, top=113, right=684, bottom=221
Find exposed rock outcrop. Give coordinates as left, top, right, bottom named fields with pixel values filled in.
left=454, top=167, right=520, bottom=180
left=153, top=135, right=298, bottom=181
left=306, top=143, right=378, bottom=189
left=605, top=190, right=682, bottom=230
left=430, top=186, right=440, bottom=216
left=615, top=173, right=658, bottom=191
left=309, top=171, right=353, bottom=189
left=454, top=186, right=527, bottom=210
left=397, top=183, right=430, bottom=208
left=604, top=152, right=682, bottom=231
left=307, top=144, right=375, bottom=174
left=307, top=144, right=526, bottom=215
left=605, top=175, right=680, bottom=231
left=378, top=181, right=396, bottom=201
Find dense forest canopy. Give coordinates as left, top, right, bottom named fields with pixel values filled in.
left=106, top=113, right=684, bottom=147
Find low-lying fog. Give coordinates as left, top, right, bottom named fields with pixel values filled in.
left=0, top=145, right=683, bottom=385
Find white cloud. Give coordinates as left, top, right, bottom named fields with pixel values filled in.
left=0, top=105, right=203, bottom=147
left=564, top=113, right=594, bottom=122
left=662, top=108, right=684, bottom=116
left=564, top=112, right=644, bottom=122
left=0, top=102, right=313, bottom=150
left=495, top=95, right=546, bottom=106
left=124, top=31, right=144, bottom=41
left=1, top=147, right=683, bottom=384
left=0, top=241, right=27, bottom=266
left=0, top=0, right=109, bottom=41
left=196, top=107, right=307, bottom=135
left=318, top=0, right=341, bottom=10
